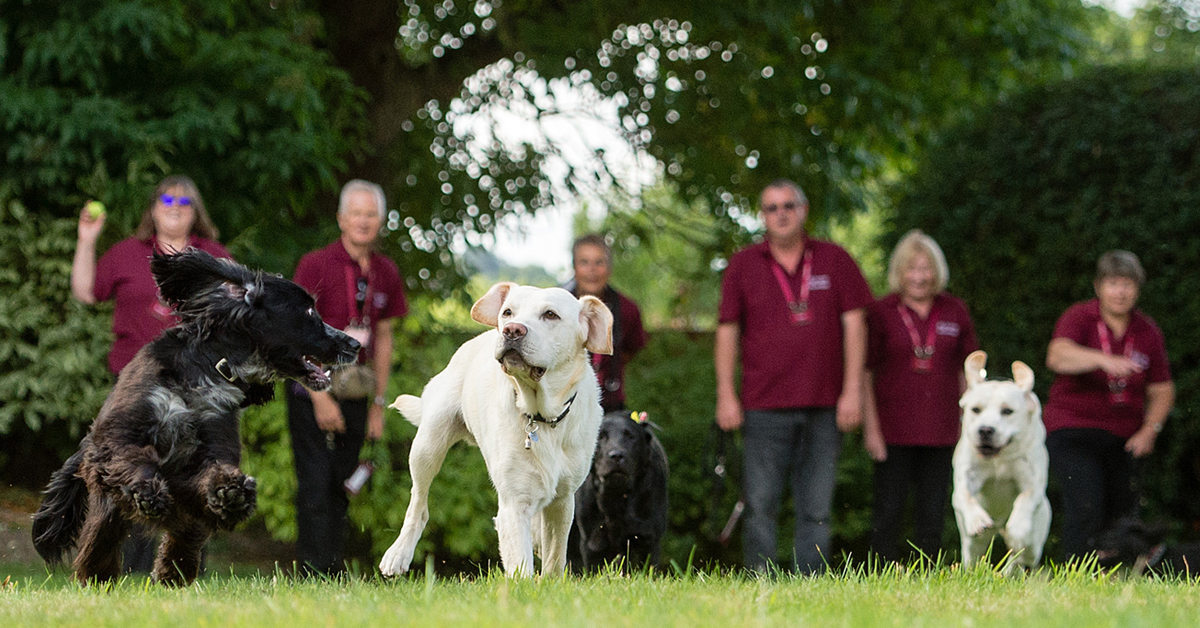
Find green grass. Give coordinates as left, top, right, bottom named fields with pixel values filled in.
left=2, top=559, right=1198, bottom=627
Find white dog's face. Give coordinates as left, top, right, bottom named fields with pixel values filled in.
left=959, top=350, right=1039, bottom=458
left=960, top=381, right=1037, bottom=458
left=470, top=282, right=613, bottom=384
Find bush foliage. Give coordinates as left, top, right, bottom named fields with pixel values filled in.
left=892, top=64, right=1200, bottom=532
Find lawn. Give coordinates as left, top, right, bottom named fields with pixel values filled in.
left=2, top=560, right=1197, bottom=627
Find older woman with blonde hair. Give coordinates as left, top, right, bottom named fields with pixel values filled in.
left=862, top=229, right=979, bottom=564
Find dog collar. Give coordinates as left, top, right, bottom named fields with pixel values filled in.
left=214, top=358, right=238, bottom=383
left=522, top=392, right=578, bottom=450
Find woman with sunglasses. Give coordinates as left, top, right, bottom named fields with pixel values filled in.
left=70, top=174, right=230, bottom=572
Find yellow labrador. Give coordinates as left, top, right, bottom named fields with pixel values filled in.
left=952, top=350, right=1051, bottom=573
left=379, top=282, right=612, bottom=577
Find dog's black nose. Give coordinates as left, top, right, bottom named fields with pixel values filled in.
left=502, top=323, right=527, bottom=341
left=978, top=426, right=995, bottom=441
left=607, top=450, right=625, bottom=463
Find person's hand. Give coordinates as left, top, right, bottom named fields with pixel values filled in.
left=1125, top=427, right=1157, bottom=458
left=836, top=389, right=862, bottom=433
left=77, top=205, right=106, bottom=243
left=864, top=427, right=888, bottom=462
left=312, top=393, right=345, bottom=433
left=367, top=402, right=385, bottom=440
left=716, top=394, right=743, bottom=432
left=1100, top=354, right=1142, bottom=379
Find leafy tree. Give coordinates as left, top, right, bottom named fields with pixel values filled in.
left=0, top=0, right=365, bottom=271
left=315, top=0, right=1102, bottom=287
left=891, top=65, right=1200, bottom=537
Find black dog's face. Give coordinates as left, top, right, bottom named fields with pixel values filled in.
left=150, top=249, right=360, bottom=390
left=592, top=414, right=650, bottom=486
left=249, top=276, right=360, bottom=390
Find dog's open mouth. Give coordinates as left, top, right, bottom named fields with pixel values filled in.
left=498, top=349, right=547, bottom=382
left=976, top=444, right=1004, bottom=458
left=302, top=355, right=332, bottom=390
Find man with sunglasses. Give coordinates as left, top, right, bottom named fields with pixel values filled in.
left=715, top=178, right=872, bottom=574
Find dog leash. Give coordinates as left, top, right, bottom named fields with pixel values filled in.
left=523, top=392, right=578, bottom=450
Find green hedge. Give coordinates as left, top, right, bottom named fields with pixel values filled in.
left=892, top=64, right=1200, bottom=537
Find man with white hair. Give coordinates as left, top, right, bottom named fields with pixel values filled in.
left=286, top=179, right=408, bottom=576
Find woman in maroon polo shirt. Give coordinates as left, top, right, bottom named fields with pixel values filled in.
left=862, top=229, right=978, bottom=564
left=70, top=174, right=230, bottom=572
left=1044, top=250, right=1174, bottom=561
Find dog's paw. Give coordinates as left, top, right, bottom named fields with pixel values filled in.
left=964, top=507, right=994, bottom=537
left=207, top=475, right=257, bottom=528
left=129, top=477, right=172, bottom=519
left=379, top=542, right=413, bottom=577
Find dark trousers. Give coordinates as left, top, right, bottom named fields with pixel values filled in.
left=1046, top=428, right=1138, bottom=561
left=286, top=387, right=367, bottom=575
left=869, top=445, right=954, bottom=564
left=742, top=408, right=841, bottom=575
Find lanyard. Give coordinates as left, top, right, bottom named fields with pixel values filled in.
left=770, top=249, right=813, bottom=324
left=344, top=264, right=372, bottom=327
left=1097, top=321, right=1133, bottom=396
left=897, top=303, right=938, bottom=359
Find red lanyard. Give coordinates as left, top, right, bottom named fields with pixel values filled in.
left=1097, top=321, right=1133, bottom=400
left=770, top=249, right=813, bottom=324
left=897, top=303, right=938, bottom=359
left=344, top=265, right=372, bottom=327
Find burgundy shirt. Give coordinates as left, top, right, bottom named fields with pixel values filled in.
left=93, top=236, right=231, bottom=374
left=293, top=240, right=408, bottom=362
left=1044, top=299, right=1171, bottom=439
left=719, top=239, right=873, bottom=410
left=867, top=292, right=979, bottom=447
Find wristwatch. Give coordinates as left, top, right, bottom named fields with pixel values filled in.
left=374, top=395, right=387, bottom=407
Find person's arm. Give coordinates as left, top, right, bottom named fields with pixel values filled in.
left=368, top=317, right=394, bottom=440
left=861, top=371, right=887, bottom=461
left=71, top=207, right=105, bottom=304
left=714, top=322, right=743, bottom=431
left=1046, top=337, right=1141, bottom=378
left=1125, top=380, right=1175, bottom=458
left=837, top=307, right=867, bottom=432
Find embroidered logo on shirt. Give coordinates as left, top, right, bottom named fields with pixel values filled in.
left=1131, top=350, right=1150, bottom=371
left=935, top=321, right=961, bottom=337
left=373, top=293, right=388, bottom=309
left=809, top=275, right=831, bottom=290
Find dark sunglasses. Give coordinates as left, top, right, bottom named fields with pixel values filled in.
left=159, top=194, right=193, bottom=207
left=762, top=201, right=799, bottom=214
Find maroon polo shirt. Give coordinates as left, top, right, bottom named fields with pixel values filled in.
left=718, top=238, right=873, bottom=410
left=1044, top=299, right=1171, bottom=439
left=866, top=292, right=979, bottom=447
left=293, top=240, right=408, bottom=362
left=93, top=236, right=231, bottom=374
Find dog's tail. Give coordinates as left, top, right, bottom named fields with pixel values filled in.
left=31, top=446, right=89, bottom=566
left=388, top=394, right=423, bottom=427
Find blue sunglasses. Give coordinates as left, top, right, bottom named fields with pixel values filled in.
left=159, top=194, right=193, bottom=207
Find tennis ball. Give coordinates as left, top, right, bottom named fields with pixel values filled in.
left=85, top=201, right=106, bottom=219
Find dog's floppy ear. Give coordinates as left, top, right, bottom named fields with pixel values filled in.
left=151, top=249, right=261, bottom=319
left=579, top=295, right=614, bottom=355
left=1011, top=360, right=1035, bottom=392
left=964, top=350, right=988, bottom=387
left=471, top=282, right=517, bottom=327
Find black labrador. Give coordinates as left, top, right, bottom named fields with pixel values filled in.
left=572, top=411, right=669, bottom=572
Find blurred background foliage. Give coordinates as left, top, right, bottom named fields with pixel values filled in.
left=2, top=0, right=1200, bottom=570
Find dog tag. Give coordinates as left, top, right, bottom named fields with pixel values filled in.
left=789, top=302, right=811, bottom=326
left=1109, top=379, right=1129, bottom=405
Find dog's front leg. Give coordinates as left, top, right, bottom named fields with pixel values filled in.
left=538, top=496, right=575, bottom=576
left=496, top=498, right=536, bottom=577
left=98, top=445, right=173, bottom=520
